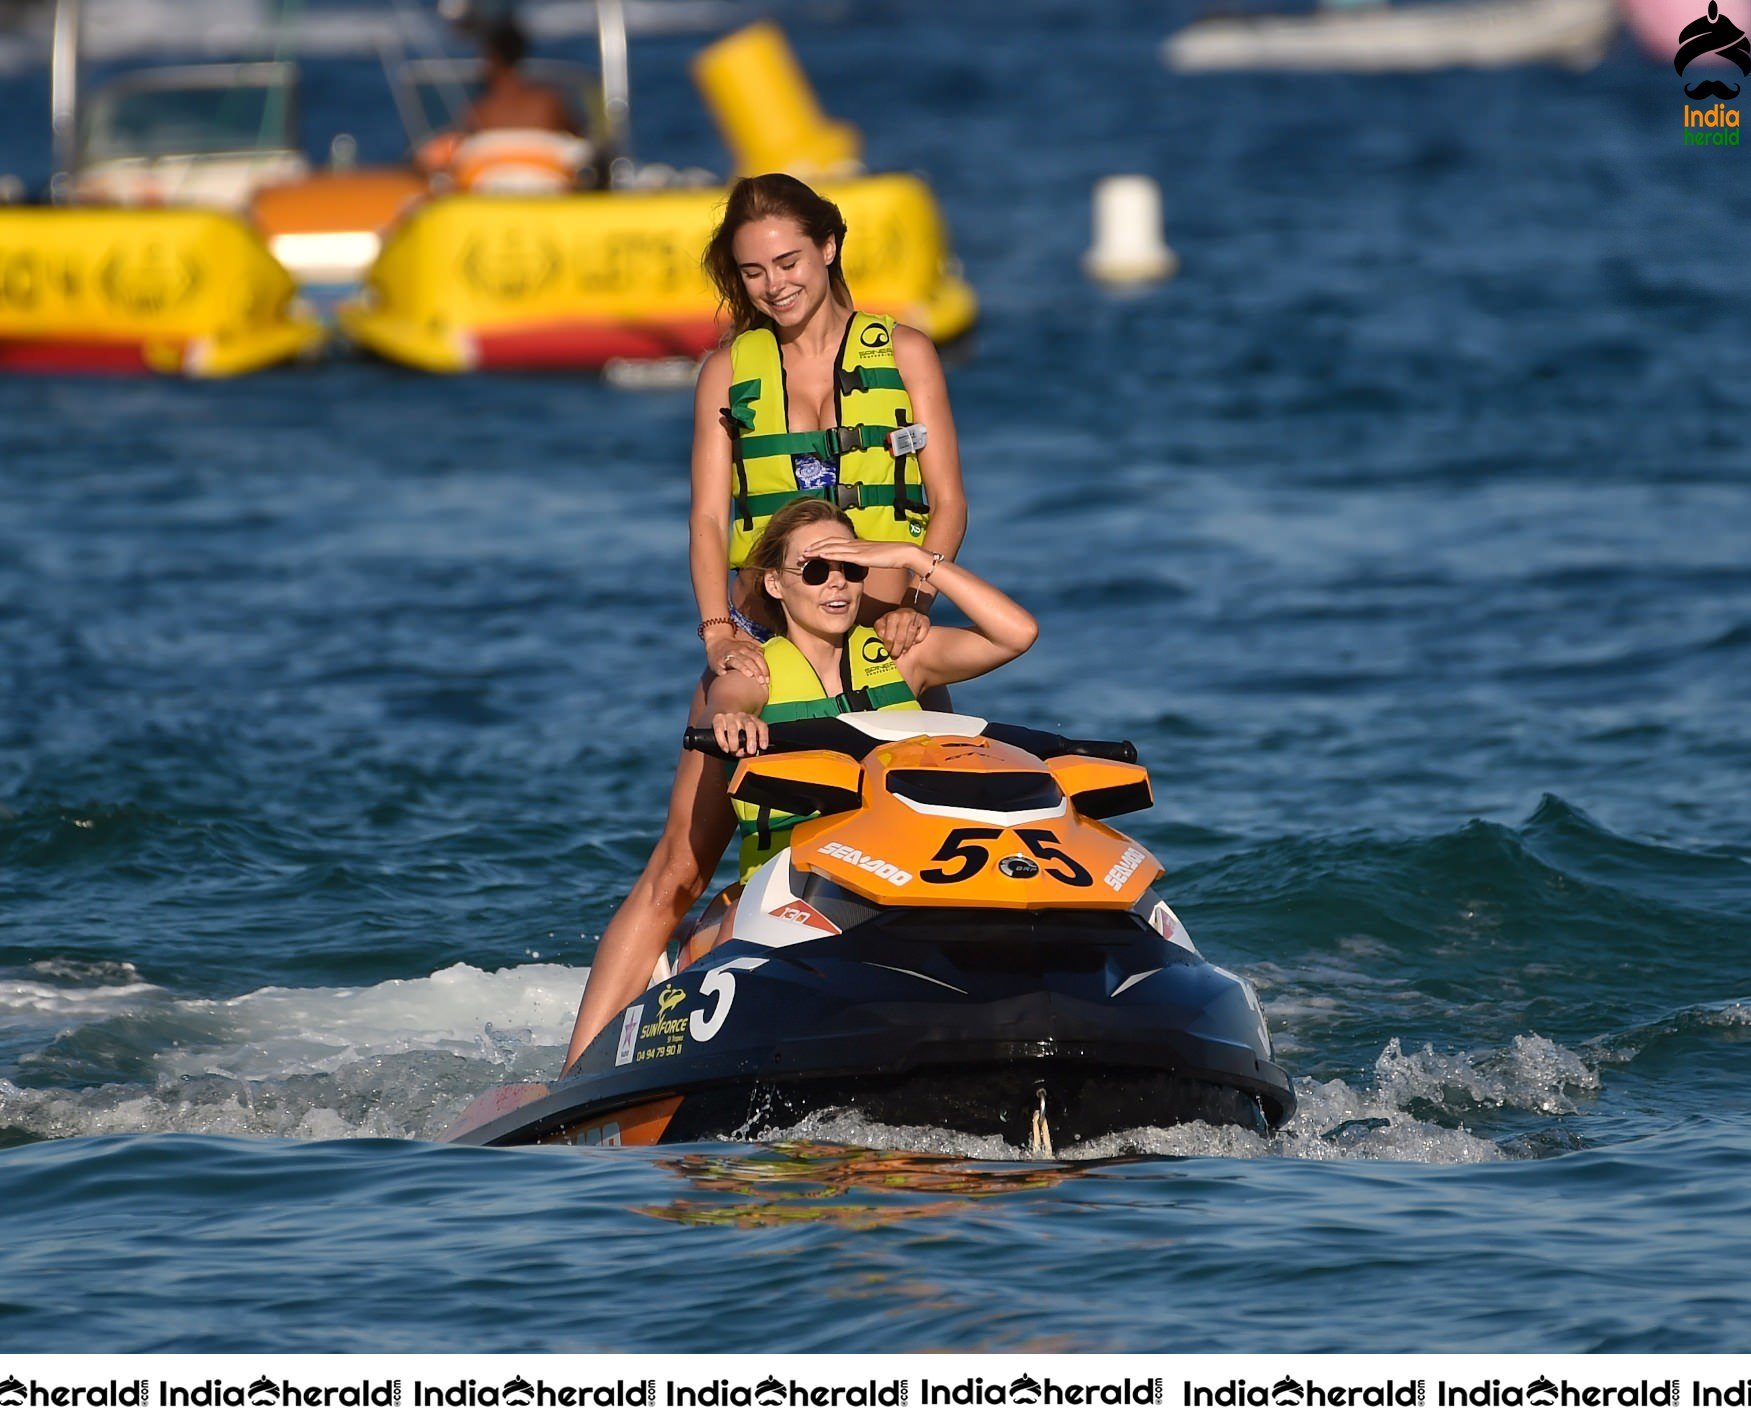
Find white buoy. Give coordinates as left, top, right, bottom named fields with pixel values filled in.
left=1083, top=175, right=1179, bottom=287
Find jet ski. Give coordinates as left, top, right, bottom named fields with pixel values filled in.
left=441, top=711, right=1295, bottom=1153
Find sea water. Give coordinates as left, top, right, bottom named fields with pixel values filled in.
left=1, top=0, right=1747, bottom=1353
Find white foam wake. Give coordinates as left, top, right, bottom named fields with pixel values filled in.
left=0, top=963, right=585, bottom=1143
left=0, top=962, right=1617, bottom=1163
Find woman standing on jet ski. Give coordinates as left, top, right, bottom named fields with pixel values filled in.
left=564, top=176, right=970, bottom=1068
left=564, top=500, right=1032, bottom=1068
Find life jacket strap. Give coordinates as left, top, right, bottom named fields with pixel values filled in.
left=737, top=425, right=897, bottom=462
left=725, top=378, right=761, bottom=430
left=760, top=678, right=915, bottom=726
left=836, top=365, right=908, bottom=397
left=723, top=409, right=754, bottom=532
left=890, top=406, right=908, bottom=522
left=733, top=481, right=929, bottom=522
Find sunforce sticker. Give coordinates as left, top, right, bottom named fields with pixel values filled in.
left=636, top=988, right=690, bottom=1063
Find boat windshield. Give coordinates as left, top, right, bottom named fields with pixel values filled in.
left=78, top=63, right=299, bottom=163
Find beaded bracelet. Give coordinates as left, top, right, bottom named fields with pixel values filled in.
left=697, top=616, right=734, bottom=640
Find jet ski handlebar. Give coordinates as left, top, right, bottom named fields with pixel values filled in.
left=682, top=718, right=1137, bottom=765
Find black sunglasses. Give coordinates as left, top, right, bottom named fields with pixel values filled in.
left=782, top=557, right=868, bottom=585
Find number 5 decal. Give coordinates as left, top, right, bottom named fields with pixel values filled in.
left=1015, top=829, right=1093, bottom=886
left=920, top=827, right=1003, bottom=883
left=690, top=957, right=768, bottom=1043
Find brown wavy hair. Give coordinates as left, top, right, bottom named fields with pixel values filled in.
left=744, top=499, right=854, bottom=633
left=703, top=174, right=853, bottom=338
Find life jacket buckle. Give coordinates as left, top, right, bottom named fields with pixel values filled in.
left=825, top=482, right=864, bottom=511
left=836, top=367, right=868, bottom=396
left=825, top=425, right=866, bottom=457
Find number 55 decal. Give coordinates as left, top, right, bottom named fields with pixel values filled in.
left=689, top=957, right=768, bottom=1043
left=919, top=827, right=1093, bottom=887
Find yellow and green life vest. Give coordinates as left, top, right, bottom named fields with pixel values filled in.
left=723, top=311, right=930, bottom=569
left=732, top=624, right=921, bottom=881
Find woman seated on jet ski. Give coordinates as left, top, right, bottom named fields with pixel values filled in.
left=563, top=501, right=1032, bottom=1070
left=562, top=175, right=968, bottom=1069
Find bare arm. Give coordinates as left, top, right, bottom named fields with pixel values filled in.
left=689, top=348, right=734, bottom=624
left=690, top=349, right=767, bottom=684
left=893, top=325, right=967, bottom=595
left=703, top=668, right=770, bottom=755
left=795, top=536, right=1037, bottom=694
left=872, top=326, right=967, bottom=657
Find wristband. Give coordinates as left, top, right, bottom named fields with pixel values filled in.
left=697, top=616, right=733, bottom=640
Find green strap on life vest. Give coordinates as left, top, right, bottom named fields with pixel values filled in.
left=737, top=424, right=896, bottom=461
left=836, top=366, right=908, bottom=396
left=733, top=481, right=928, bottom=521
left=726, top=378, right=761, bottom=429
left=759, top=679, right=920, bottom=725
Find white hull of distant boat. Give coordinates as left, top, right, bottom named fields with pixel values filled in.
left=1165, top=0, right=1618, bottom=72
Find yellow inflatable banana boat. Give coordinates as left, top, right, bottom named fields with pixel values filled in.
left=0, top=208, right=323, bottom=378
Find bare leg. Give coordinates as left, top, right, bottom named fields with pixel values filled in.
left=563, top=678, right=736, bottom=1072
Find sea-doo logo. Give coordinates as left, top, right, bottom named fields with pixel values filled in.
left=998, top=855, right=1039, bottom=879
left=859, top=321, right=890, bottom=350
left=1104, top=845, right=1146, bottom=890
left=0, top=1376, right=25, bottom=1407
left=818, top=840, right=913, bottom=886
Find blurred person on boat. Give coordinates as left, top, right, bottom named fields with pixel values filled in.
left=565, top=501, right=1024, bottom=1070
left=416, top=17, right=582, bottom=184
left=564, top=175, right=971, bottom=1067
left=459, top=17, right=576, bottom=134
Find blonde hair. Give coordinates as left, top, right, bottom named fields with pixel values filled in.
left=744, top=499, right=854, bottom=633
